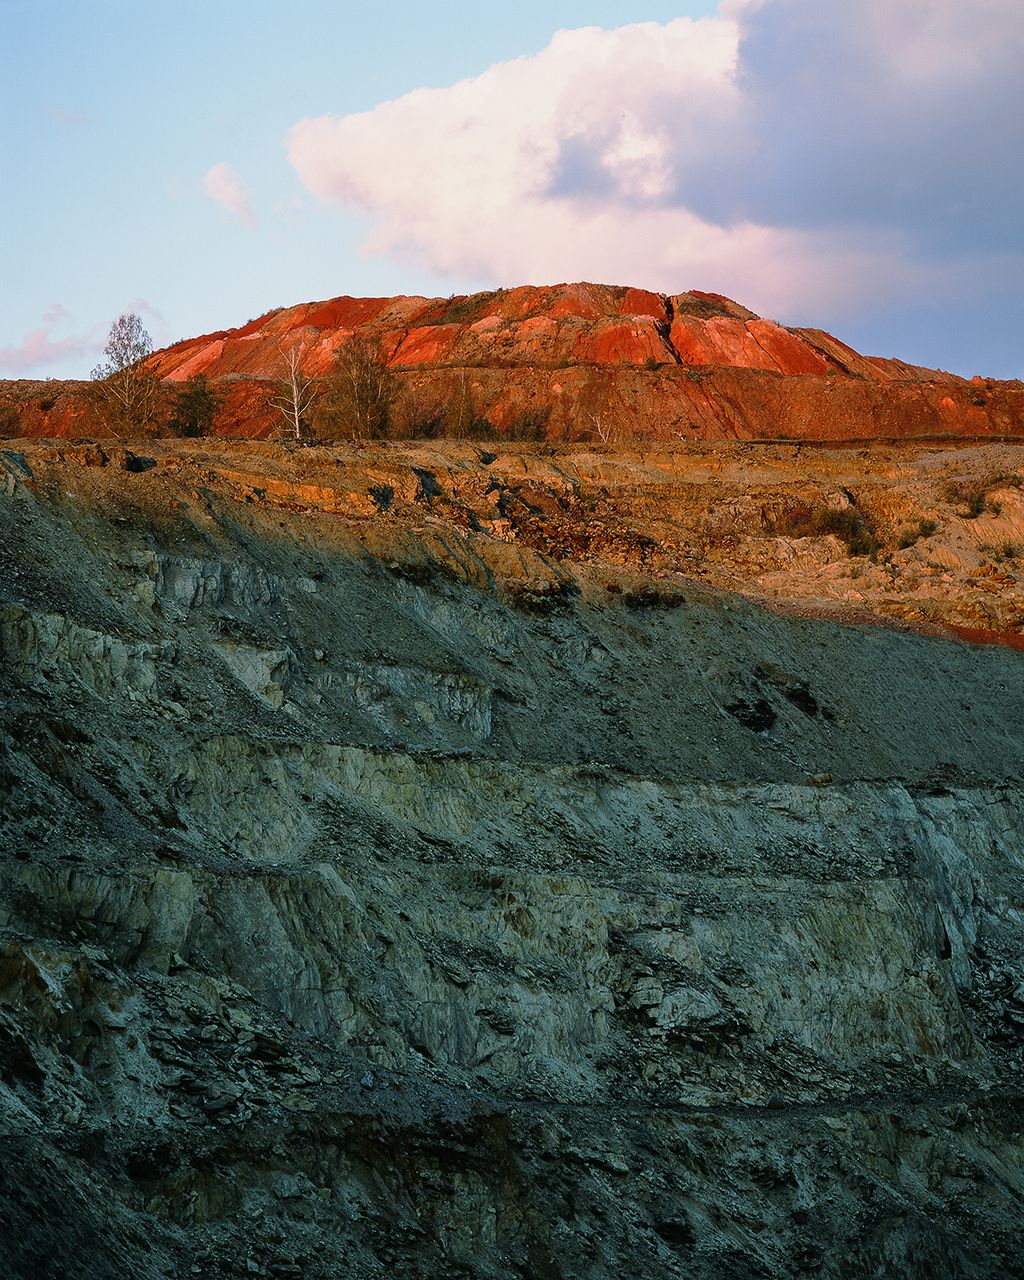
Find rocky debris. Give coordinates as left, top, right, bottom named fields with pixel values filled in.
left=2, top=439, right=1024, bottom=1277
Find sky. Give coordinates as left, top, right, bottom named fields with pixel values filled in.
left=3, top=0, right=1022, bottom=380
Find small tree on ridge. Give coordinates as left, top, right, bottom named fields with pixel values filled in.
left=91, top=312, right=160, bottom=435
left=318, top=337, right=397, bottom=440
left=169, top=374, right=222, bottom=437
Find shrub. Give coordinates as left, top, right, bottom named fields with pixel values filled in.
left=777, top=502, right=879, bottom=557
left=943, top=473, right=1020, bottom=519
left=980, top=541, right=1021, bottom=563
left=504, top=408, right=549, bottom=442
left=399, top=396, right=448, bottom=440
left=447, top=412, right=497, bottom=441
left=169, top=374, right=222, bottom=437
left=897, top=517, right=939, bottom=549
left=943, top=480, right=990, bottom=518
left=442, top=371, right=490, bottom=439
left=396, top=391, right=496, bottom=441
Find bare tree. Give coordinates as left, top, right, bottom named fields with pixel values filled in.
left=583, top=409, right=617, bottom=444
left=444, top=369, right=479, bottom=440
left=394, top=385, right=447, bottom=439
left=272, top=344, right=317, bottom=442
left=318, top=337, right=397, bottom=440
left=90, top=312, right=160, bottom=435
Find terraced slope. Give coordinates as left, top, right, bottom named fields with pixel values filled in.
left=2, top=440, right=1024, bottom=1279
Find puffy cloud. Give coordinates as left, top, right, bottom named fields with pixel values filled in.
left=722, top=0, right=1024, bottom=251
left=203, top=162, right=256, bottom=227
left=287, top=2, right=1024, bottom=327
left=0, top=307, right=94, bottom=374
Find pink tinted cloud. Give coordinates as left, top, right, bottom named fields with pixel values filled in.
left=129, top=297, right=167, bottom=330
left=0, top=309, right=94, bottom=374
left=202, top=162, right=256, bottom=227
left=48, top=107, right=89, bottom=126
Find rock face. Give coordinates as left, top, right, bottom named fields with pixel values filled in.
left=4, top=283, right=1024, bottom=441
left=2, top=439, right=1024, bottom=1279
left=139, top=284, right=966, bottom=382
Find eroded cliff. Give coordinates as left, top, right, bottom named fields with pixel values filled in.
left=2, top=439, right=1023, bottom=1278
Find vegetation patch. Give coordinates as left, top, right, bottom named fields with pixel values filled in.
left=943, top=473, right=1020, bottom=519
left=414, top=290, right=511, bottom=328
left=980, top=541, right=1021, bottom=563
left=621, top=583, right=685, bottom=610
left=169, top=375, right=222, bottom=438
left=505, top=577, right=579, bottom=614
left=776, top=502, right=879, bottom=557
left=400, top=373, right=498, bottom=441
left=503, top=408, right=549, bottom=442
left=897, top=518, right=939, bottom=549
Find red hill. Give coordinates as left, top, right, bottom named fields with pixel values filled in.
left=5, top=283, right=1023, bottom=441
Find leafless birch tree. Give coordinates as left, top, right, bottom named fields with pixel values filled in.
left=272, top=344, right=317, bottom=442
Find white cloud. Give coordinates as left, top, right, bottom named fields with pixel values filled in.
left=286, top=3, right=1024, bottom=325
left=203, top=162, right=256, bottom=228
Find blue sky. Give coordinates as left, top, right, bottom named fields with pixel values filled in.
left=3, top=0, right=1022, bottom=379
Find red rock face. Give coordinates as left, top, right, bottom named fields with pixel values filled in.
left=144, top=281, right=972, bottom=387
left=4, top=282, right=1023, bottom=441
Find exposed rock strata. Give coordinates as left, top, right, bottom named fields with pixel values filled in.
left=2, top=440, right=1024, bottom=1278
